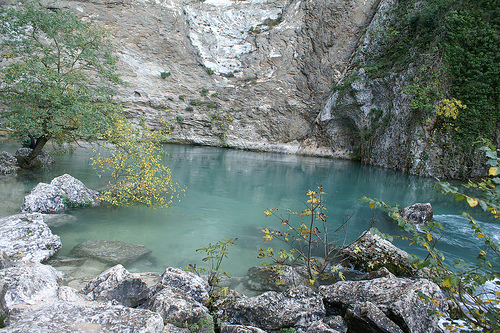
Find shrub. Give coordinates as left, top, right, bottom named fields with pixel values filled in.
left=261, top=185, right=354, bottom=285
left=160, top=71, right=171, bottom=79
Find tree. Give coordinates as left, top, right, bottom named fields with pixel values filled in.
left=0, top=1, right=121, bottom=167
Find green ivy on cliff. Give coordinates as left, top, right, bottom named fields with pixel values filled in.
left=360, top=0, right=500, bottom=175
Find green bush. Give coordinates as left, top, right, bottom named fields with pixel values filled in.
left=160, top=71, right=171, bottom=79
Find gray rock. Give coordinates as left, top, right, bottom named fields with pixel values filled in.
left=221, top=324, right=267, bottom=333
left=0, top=213, right=62, bottom=262
left=218, top=285, right=324, bottom=330
left=144, top=285, right=213, bottom=331
left=244, top=265, right=310, bottom=292
left=15, top=148, right=54, bottom=167
left=80, top=264, right=150, bottom=308
left=399, top=203, right=433, bottom=225
left=319, top=276, right=447, bottom=333
left=0, top=151, right=18, bottom=175
left=0, top=283, right=8, bottom=328
left=4, top=300, right=164, bottom=332
left=156, top=267, right=209, bottom=305
left=340, top=231, right=417, bottom=277
left=20, top=174, right=99, bottom=213
left=50, top=174, right=99, bottom=207
left=70, top=240, right=152, bottom=266
left=306, top=320, right=343, bottom=333
left=345, top=301, right=404, bottom=333
left=20, top=183, right=65, bottom=213
left=0, top=261, right=62, bottom=307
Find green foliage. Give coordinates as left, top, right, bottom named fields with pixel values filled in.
left=206, top=68, right=214, bottom=75
left=208, top=109, right=232, bottom=144
left=443, top=0, right=500, bottom=145
left=186, top=237, right=237, bottom=301
left=210, top=93, right=218, bottom=98
left=160, top=71, right=171, bottom=79
left=226, top=72, right=234, bottom=78
left=91, top=119, right=184, bottom=208
left=261, top=185, right=353, bottom=285
left=185, top=106, right=194, bottom=111
left=61, top=194, right=91, bottom=209
left=179, top=95, right=185, bottom=101
left=190, top=100, right=204, bottom=106
left=361, top=139, right=500, bottom=332
left=200, top=88, right=208, bottom=97
left=176, top=116, right=184, bottom=122
left=0, top=1, right=122, bottom=166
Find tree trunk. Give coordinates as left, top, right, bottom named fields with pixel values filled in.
left=20, top=136, right=48, bottom=168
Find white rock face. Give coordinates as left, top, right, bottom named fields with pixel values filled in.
left=185, top=0, right=285, bottom=74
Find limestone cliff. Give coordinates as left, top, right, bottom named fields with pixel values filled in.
left=11, top=0, right=481, bottom=178
left=51, top=0, right=381, bottom=154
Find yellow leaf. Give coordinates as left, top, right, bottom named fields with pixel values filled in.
left=466, top=197, right=478, bottom=208
left=478, top=233, right=484, bottom=238
left=489, top=167, right=499, bottom=176
left=442, top=277, right=452, bottom=288
left=369, top=203, right=375, bottom=209
left=479, top=250, right=486, bottom=256
left=427, top=233, right=432, bottom=242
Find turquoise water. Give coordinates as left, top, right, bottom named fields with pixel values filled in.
left=0, top=142, right=498, bottom=277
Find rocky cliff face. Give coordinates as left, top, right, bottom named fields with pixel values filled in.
left=54, top=0, right=381, bottom=155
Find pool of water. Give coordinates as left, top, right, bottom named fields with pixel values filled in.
left=0, top=142, right=497, bottom=277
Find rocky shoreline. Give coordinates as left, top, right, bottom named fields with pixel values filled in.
left=0, top=163, right=448, bottom=332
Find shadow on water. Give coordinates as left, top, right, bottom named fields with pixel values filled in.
left=0, top=142, right=497, bottom=277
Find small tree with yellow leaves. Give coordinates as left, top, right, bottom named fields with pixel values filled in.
left=362, top=138, right=500, bottom=332
left=260, top=185, right=354, bottom=285
left=91, top=118, right=183, bottom=208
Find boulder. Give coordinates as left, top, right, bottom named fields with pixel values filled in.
left=143, top=285, right=213, bottom=331
left=244, top=265, right=310, bottom=292
left=0, top=213, right=62, bottom=262
left=20, top=174, right=99, bottom=213
left=218, top=285, right=325, bottom=330
left=70, top=240, right=152, bottom=266
left=306, top=319, right=344, bottom=333
left=399, top=203, right=433, bottom=225
left=221, top=324, right=267, bottom=333
left=340, top=231, right=417, bottom=277
left=345, top=301, right=404, bottom=333
left=0, top=261, right=62, bottom=307
left=4, top=300, right=164, bottom=332
left=0, top=283, right=8, bottom=328
left=20, top=183, right=65, bottom=213
left=156, top=267, right=209, bottom=305
left=50, top=174, right=99, bottom=207
left=0, top=151, right=18, bottom=175
left=319, top=275, right=447, bottom=333
left=15, top=148, right=54, bottom=167
left=79, top=264, right=150, bottom=308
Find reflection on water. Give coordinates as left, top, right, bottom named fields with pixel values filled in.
left=0, top=142, right=497, bottom=277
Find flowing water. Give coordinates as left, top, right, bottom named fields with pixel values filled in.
left=0, top=142, right=498, bottom=277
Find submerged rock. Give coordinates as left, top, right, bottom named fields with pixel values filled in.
left=319, top=275, right=447, bottom=333
left=0, top=213, right=62, bottom=262
left=80, top=264, right=150, bottom=308
left=399, top=203, right=433, bottom=225
left=21, top=174, right=99, bottom=213
left=71, top=240, right=152, bottom=266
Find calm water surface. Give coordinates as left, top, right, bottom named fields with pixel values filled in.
left=0, top=142, right=498, bottom=277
